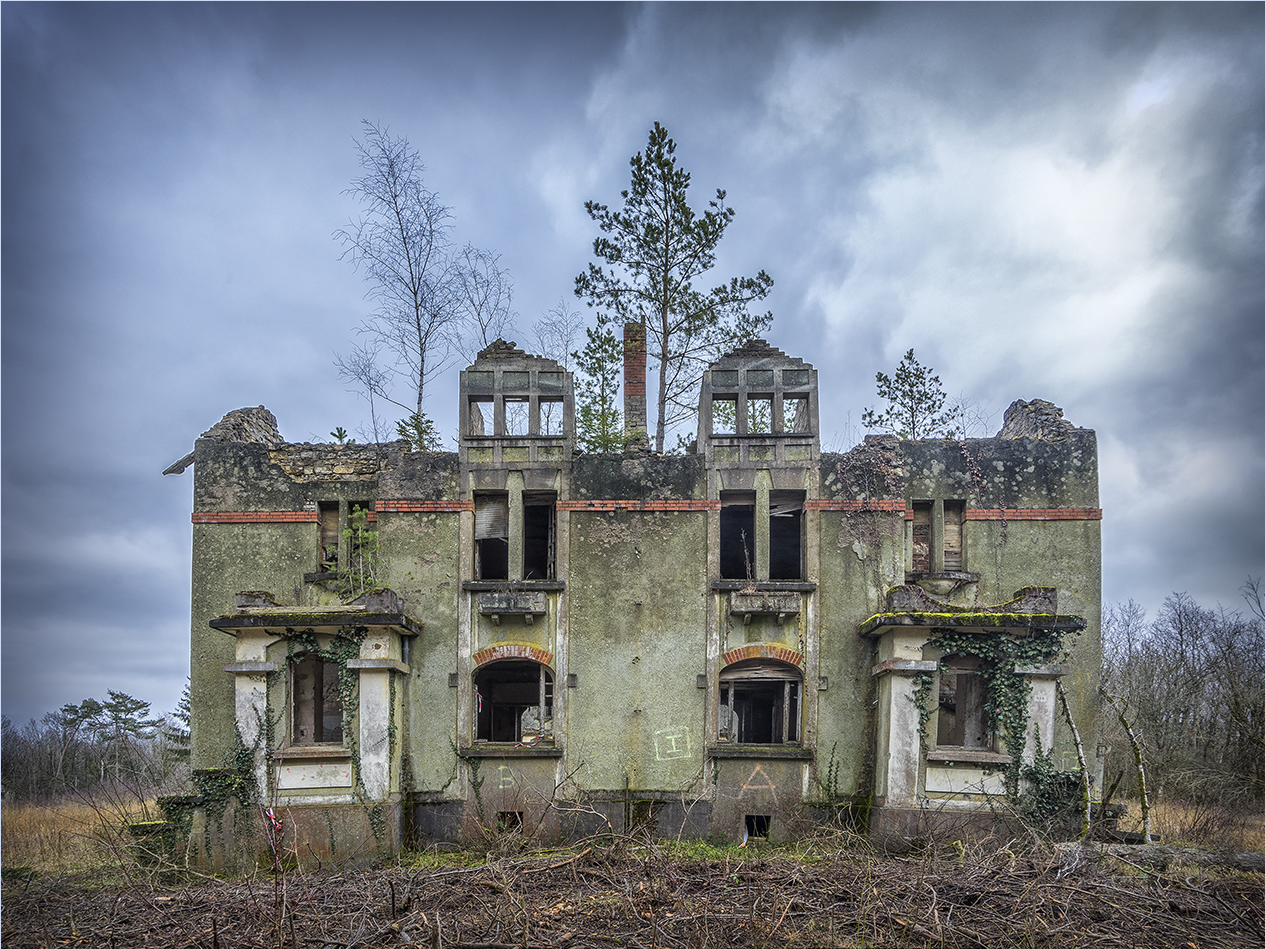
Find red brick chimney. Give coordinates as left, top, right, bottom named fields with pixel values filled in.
left=623, top=322, right=648, bottom=450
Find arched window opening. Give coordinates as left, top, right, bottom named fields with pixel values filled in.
left=474, top=660, right=554, bottom=744
left=718, top=659, right=801, bottom=744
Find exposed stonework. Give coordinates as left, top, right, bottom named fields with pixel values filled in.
left=163, top=406, right=284, bottom=475
left=996, top=399, right=1078, bottom=442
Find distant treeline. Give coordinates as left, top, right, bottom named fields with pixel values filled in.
left=1, top=686, right=188, bottom=801
left=1100, top=582, right=1264, bottom=805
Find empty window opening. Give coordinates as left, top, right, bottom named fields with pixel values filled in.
left=291, top=654, right=343, bottom=746
left=911, top=501, right=932, bottom=573
left=496, top=811, right=524, bottom=832
left=318, top=502, right=339, bottom=571
left=469, top=398, right=492, bottom=436
left=719, top=660, right=801, bottom=744
left=474, top=660, right=554, bottom=744
left=539, top=398, right=564, bottom=437
left=782, top=395, right=810, bottom=433
left=712, top=396, right=738, bottom=434
left=937, top=659, right=990, bottom=748
left=522, top=493, right=556, bottom=580
left=944, top=501, right=965, bottom=571
left=720, top=493, right=756, bottom=580
left=475, top=494, right=510, bottom=580
left=769, top=491, right=804, bottom=581
left=747, top=397, right=773, bottom=434
left=504, top=397, right=530, bottom=436
left=745, top=814, right=771, bottom=839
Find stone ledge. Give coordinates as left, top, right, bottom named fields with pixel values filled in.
left=708, top=745, right=814, bottom=760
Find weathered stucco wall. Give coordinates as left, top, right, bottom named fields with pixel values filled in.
left=180, top=385, right=1102, bottom=858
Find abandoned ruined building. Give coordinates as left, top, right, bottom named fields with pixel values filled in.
left=166, top=333, right=1101, bottom=868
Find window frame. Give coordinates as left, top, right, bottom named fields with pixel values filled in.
left=289, top=653, right=346, bottom=748
left=473, top=659, right=555, bottom=746
left=717, top=659, right=802, bottom=745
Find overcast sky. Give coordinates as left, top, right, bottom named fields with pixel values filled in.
left=3, top=2, right=1262, bottom=725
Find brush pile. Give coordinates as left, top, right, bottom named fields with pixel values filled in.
left=3, top=834, right=1263, bottom=948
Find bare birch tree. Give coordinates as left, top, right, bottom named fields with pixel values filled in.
left=335, top=121, right=459, bottom=442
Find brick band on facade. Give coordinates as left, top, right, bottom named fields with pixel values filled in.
left=192, top=512, right=319, bottom=524
left=966, top=507, right=1101, bottom=521
left=377, top=500, right=474, bottom=513
left=722, top=644, right=804, bottom=668
left=472, top=643, right=554, bottom=669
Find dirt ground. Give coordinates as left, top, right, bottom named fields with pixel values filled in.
left=3, top=836, right=1263, bottom=948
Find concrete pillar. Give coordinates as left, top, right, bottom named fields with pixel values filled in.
left=755, top=471, right=772, bottom=581
left=357, top=668, right=392, bottom=800
left=931, top=498, right=945, bottom=573
left=507, top=471, right=524, bottom=580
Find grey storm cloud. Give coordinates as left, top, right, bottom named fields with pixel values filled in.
left=2, top=2, right=1261, bottom=724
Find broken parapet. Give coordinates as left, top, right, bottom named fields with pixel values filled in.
left=163, top=406, right=284, bottom=475
left=995, top=399, right=1077, bottom=441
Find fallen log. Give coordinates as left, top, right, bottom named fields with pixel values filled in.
left=1057, top=841, right=1265, bottom=873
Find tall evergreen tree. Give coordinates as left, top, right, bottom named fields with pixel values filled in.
left=572, top=323, right=624, bottom=453
left=575, top=123, right=773, bottom=452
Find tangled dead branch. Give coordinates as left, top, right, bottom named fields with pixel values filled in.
left=3, top=836, right=1262, bottom=948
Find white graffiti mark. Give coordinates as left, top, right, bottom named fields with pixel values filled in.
left=498, top=764, right=515, bottom=789
left=653, top=727, right=691, bottom=760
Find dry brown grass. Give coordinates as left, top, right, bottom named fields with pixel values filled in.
left=1112, top=797, right=1265, bottom=852
left=1, top=796, right=151, bottom=876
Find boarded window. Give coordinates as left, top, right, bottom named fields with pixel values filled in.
left=318, top=502, right=339, bottom=571
left=474, top=494, right=509, bottom=580
left=769, top=491, right=804, bottom=581
left=943, top=501, right=965, bottom=571
left=474, top=660, right=553, bottom=744
left=720, top=492, right=756, bottom=580
left=523, top=492, right=556, bottom=580
left=719, top=659, right=801, bottom=744
left=937, top=659, right=990, bottom=748
left=911, top=502, right=932, bottom=573
left=291, top=654, right=343, bottom=745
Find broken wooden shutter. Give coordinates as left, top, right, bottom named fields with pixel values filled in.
left=911, top=502, right=932, bottom=573
left=474, top=495, right=509, bottom=540
left=943, top=501, right=965, bottom=571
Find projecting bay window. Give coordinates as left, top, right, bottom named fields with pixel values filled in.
left=291, top=654, right=344, bottom=746
left=474, top=660, right=554, bottom=744
left=718, top=660, right=801, bottom=744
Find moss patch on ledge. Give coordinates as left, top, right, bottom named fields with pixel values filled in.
left=858, top=612, right=1086, bottom=637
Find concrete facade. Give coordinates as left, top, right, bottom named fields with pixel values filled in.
left=170, top=341, right=1101, bottom=865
